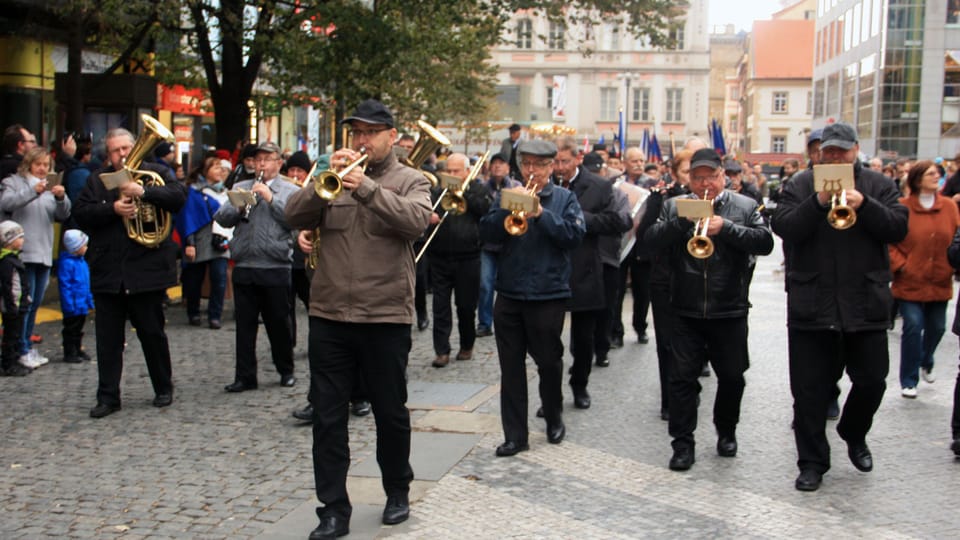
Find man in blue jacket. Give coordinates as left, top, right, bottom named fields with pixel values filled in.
left=479, top=140, right=585, bottom=457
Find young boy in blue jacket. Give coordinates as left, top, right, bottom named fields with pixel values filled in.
left=58, top=229, right=94, bottom=363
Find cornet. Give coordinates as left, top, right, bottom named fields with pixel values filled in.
left=314, top=147, right=368, bottom=201
left=503, top=174, right=540, bottom=236
left=686, top=190, right=715, bottom=259
left=827, top=189, right=856, bottom=229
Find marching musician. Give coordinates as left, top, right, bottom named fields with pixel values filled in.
left=214, top=142, right=299, bottom=394
left=284, top=99, right=431, bottom=538
left=479, top=139, right=585, bottom=457
left=644, top=148, right=773, bottom=472
left=73, top=127, right=187, bottom=418
left=771, top=122, right=908, bottom=492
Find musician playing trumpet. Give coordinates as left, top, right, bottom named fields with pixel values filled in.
left=645, top=148, right=772, bottom=473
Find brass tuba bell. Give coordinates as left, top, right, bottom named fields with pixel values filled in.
left=121, top=114, right=176, bottom=248
left=399, top=120, right=450, bottom=187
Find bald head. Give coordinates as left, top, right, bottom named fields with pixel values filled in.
left=683, top=137, right=708, bottom=151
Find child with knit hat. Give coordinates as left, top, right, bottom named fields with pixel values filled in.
left=0, top=221, right=31, bottom=376
left=58, top=229, right=94, bottom=364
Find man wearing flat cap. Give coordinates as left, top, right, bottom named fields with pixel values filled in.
left=479, top=139, right=585, bottom=457
left=285, top=99, right=431, bottom=539
left=645, top=147, right=773, bottom=474
left=772, top=122, right=908, bottom=492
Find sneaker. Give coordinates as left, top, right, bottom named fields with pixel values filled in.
left=30, top=349, right=49, bottom=367
left=901, top=387, right=917, bottom=399
left=921, top=368, right=936, bottom=384
left=18, top=354, right=39, bottom=369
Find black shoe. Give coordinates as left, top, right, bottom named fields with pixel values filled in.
left=847, top=441, right=873, bottom=472
left=63, top=354, right=83, bottom=364
left=89, top=402, right=121, bottom=418
left=535, top=406, right=544, bottom=418
left=546, top=418, right=565, bottom=444
left=595, top=356, right=610, bottom=367
left=669, top=446, right=695, bottom=471
left=188, top=315, right=202, bottom=327
left=660, top=408, right=669, bottom=421
left=153, top=392, right=173, bottom=408
left=951, top=439, right=960, bottom=457
left=637, top=333, right=649, bottom=344
left=2, top=363, right=31, bottom=377
left=795, top=469, right=822, bottom=491
left=700, top=364, right=711, bottom=377
left=280, top=374, right=296, bottom=387
left=224, top=380, right=257, bottom=393
left=717, top=435, right=737, bottom=457
left=417, top=317, right=430, bottom=331
left=351, top=400, right=371, bottom=417
left=476, top=326, right=493, bottom=337
left=293, top=403, right=314, bottom=422
left=78, top=350, right=92, bottom=361
left=826, top=399, right=840, bottom=420
left=209, top=319, right=222, bottom=330
left=495, top=440, right=529, bottom=457
left=382, top=493, right=410, bottom=525
left=572, top=388, right=591, bottom=409
left=610, top=335, right=624, bottom=349
left=309, top=515, right=349, bottom=539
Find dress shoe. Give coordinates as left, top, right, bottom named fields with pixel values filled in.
left=309, top=515, right=349, bottom=539
left=417, top=316, right=430, bottom=331
left=572, top=388, right=591, bottom=409
left=546, top=418, right=565, bottom=444
left=717, top=435, right=737, bottom=457
left=351, top=400, right=371, bottom=417
left=153, top=392, right=174, bottom=408
left=63, top=354, right=83, bottom=364
left=595, top=356, right=610, bottom=367
left=455, top=349, right=473, bottom=361
left=795, top=469, right=823, bottom=492
left=476, top=326, right=493, bottom=337
left=847, top=441, right=873, bottom=472
left=188, top=315, right=202, bottom=327
left=224, top=380, right=257, bottom=393
left=535, top=406, right=544, bottom=418
left=637, top=333, right=649, bottom=344
left=826, top=399, right=840, bottom=420
left=951, top=438, right=960, bottom=457
left=700, top=364, right=711, bottom=377
left=432, top=354, right=450, bottom=368
left=78, top=350, right=92, bottom=361
left=495, top=440, right=529, bottom=457
left=209, top=319, right=222, bottom=330
left=280, top=374, right=296, bottom=387
left=610, top=335, right=624, bottom=349
left=293, top=403, right=314, bottom=421
left=89, top=402, right=121, bottom=418
left=382, top=493, right=410, bottom=525
left=660, top=408, right=669, bottom=421
left=669, top=446, right=695, bottom=471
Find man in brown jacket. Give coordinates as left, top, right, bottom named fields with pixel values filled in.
left=285, top=99, right=432, bottom=540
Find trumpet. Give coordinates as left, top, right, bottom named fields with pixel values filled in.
left=686, top=190, right=715, bottom=259
left=414, top=153, right=488, bottom=264
left=503, top=175, right=539, bottom=236
left=314, top=147, right=367, bottom=201
left=827, top=189, right=856, bottom=230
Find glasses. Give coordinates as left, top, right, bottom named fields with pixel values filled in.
left=520, top=159, right=553, bottom=169
left=348, top=127, right=389, bottom=138
left=690, top=173, right=718, bottom=183
left=255, top=156, right=280, bottom=164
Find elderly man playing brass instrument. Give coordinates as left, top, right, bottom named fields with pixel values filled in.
left=645, top=148, right=773, bottom=473
left=285, top=99, right=431, bottom=540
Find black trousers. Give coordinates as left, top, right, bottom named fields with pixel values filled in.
left=494, top=296, right=566, bottom=443
left=613, top=258, right=651, bottom=338
left=62, top=314, right=86, bottom=355
left=789, top=328, right=888, bottom=473
left=429, top=254, right=480, bottom=355
left=414, top=248, right=428, bottom=321
left=1, top=311, right=21, bottom=370
left=569, top=309, right=603, bottom=390
left=93, top=290, right=173, bottom=406
left=309, top=318, right=413, bottom=520
left=650, top=284, right=674, bottom=412
left=669, top=316, right=749, bottom=449
left=233, top=281, right=294, bottom=385
left=593, top=264, right=619, bottom=362
left=954, top=342, right=960, bottom=440
left=290, top=267, right=311, bottom=346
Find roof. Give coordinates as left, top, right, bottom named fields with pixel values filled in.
left=752, top=20, right=814, bottom=79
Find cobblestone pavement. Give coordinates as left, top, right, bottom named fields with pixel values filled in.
left=2, top=237, right=960, bottom=538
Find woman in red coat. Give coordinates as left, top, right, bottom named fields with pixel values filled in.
left=890, top=160, right=960, bottom=399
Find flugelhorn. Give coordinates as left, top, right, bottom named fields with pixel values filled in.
left=503, top=175, right=539, bottom=236
left=314, top=147, right=367, bottom=201
left=827, top=189, right=856, bottom=229
left=686, top=190, right=714, bottom=259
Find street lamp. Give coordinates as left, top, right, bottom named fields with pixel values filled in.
left=617, top=72, right=640, bottom=151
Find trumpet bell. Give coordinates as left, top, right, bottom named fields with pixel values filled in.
left=504, top=213, right=528, bottom=236
left=828, top=205, right=856, bottom=230
left=686, top=236, right=714, bottom=259
left=314, top=170, right=343, bottom=201
left=440, top=193, right=467, bottom=215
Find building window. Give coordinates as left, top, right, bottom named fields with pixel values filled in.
left=602, top=23, right=620, bottom=50
left=548, top=22, right=566, bottom=49
left=516, top=19, right=532, bottom=49
left=546, top=86, right=553, bottom=110
left=771, top=135, right=786, bottom=153
left=669, top=25, right=685, bottom=50
left=600, top=88, right=618, bottom=121
left=633, top=88, right=650, bottom=121
left=773, top=92, right=789, bottom=114
left=807, top=91, right=813, bottom=114
left=813, top=79, right=825, bottom=118
left=665, top=88, right=683, bottom=122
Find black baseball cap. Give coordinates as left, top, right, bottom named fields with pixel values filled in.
left=582, top=152, right=604, bottom=172
left=690, top=148, right=722, bottom=170
left=723, top=159, right=743, bottom=173
left=490, top=152, right=509, bottom=164
left=820, top=123, right=858, bottom=150
left=342, top=99, right=395, bottom=128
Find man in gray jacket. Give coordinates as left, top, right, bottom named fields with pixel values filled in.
left=214, top=142, right=299, bottom=393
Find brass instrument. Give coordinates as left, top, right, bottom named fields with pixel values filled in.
left=121, top=114, right=176, bottom=248
left=314, top=147, right=368, bottom=201
left=399, top=120, right=450, bottom=187
left=301, top=160, right=323, bottom=271
left=827, top=189, right=856, bottom=230
left=414, top=153, right=488, bottom=264
left=503, top=175, right=539, bottom=236
left=240, top=170, right=265, bottom=222
left=685, top=190, right=714, bottom=259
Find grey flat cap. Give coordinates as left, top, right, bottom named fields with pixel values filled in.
left=518, top=140, right=557, bottom=158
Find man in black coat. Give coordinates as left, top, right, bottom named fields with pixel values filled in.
left=772, top=122, right=908, bottom=491
left=73, top=126, right=187, bottom=418
left=553, top=137, right=631, bottom=410
left=645, top=148, right=773, bottom=472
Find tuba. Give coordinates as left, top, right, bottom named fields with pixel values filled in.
left=399, top=120, right=450, bottom=187
left=122, top=114, right=176, bottom=248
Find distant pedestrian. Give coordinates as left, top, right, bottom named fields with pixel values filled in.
left=58, top=229, right=94, bottom=364
left=0, top=221, right=30, bottom=376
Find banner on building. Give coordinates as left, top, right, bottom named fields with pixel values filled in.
left=552, top=76, right=566, bottom=121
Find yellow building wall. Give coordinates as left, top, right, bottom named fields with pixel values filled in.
left=0, top=37, right=55, bottom=90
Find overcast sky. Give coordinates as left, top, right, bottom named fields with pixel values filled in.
left=709, top=0, right=790, bottom=32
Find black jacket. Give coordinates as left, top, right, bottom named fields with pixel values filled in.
left=645, top=190, right=773, bottom=319
left=948, top=228, right=960, bottom=335
left=73, top=162, right=187, bottom=294
left=424, top=179, right=492, bottom=258
left=771, top=163, right=908, bottom=331
left=566, top=167, right=632, bottom=311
